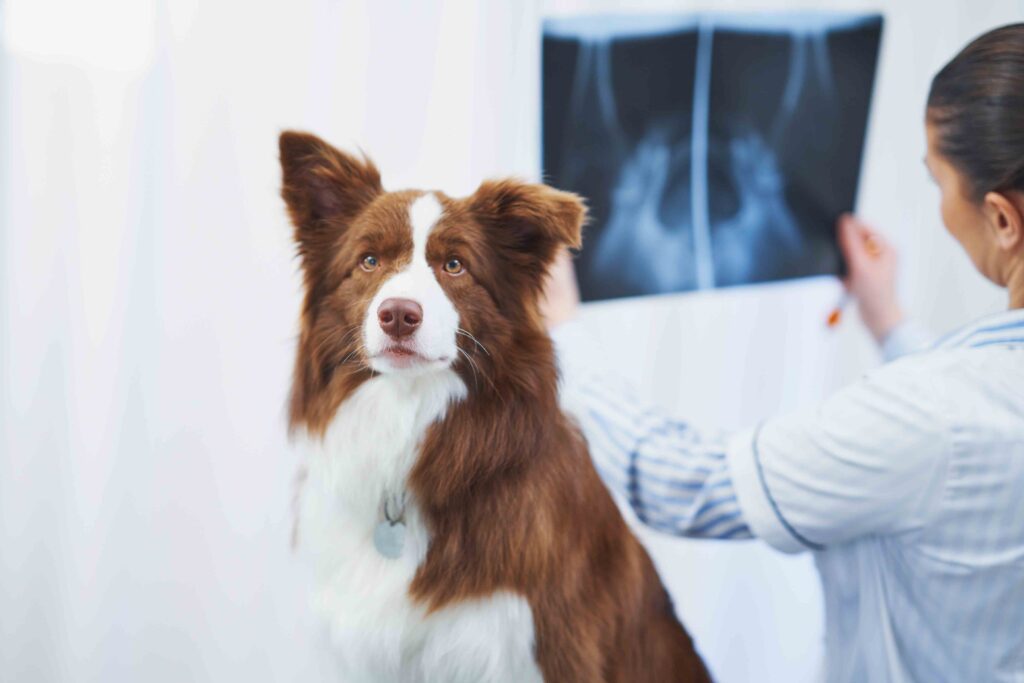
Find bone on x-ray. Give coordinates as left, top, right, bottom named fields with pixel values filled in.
left=542, top=13, right=883, bottom=302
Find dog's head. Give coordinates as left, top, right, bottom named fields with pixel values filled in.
left=280, top=131, right=585, bottom=434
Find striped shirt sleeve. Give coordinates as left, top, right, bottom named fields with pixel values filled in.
left=553, top=323, right=752, bottom=539
left=879, top=319, right=933, bottom=362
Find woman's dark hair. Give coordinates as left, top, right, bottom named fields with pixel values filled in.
left=927, top=23, right=1024, bottom=202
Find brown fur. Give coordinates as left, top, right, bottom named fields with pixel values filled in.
left=280, top=130, right=711, bottom=682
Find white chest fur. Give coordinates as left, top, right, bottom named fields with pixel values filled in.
left=295, top=371, right=544, bottom=683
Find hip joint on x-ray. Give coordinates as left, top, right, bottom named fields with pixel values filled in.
left=543, top=13, right=884, bottom=302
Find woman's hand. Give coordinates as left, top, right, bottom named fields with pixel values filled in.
left=540, top=248, right=581, bottom=329
left=838, top=213, right=905, bottom=343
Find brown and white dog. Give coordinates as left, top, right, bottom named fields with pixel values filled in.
left=280, top=131, right=710, bottom=683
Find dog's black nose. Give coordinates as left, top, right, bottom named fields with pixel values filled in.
left=378, top=298, right=422, bottom=339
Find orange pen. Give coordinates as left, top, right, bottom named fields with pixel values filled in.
left=827, top=232, right=882, bottom=328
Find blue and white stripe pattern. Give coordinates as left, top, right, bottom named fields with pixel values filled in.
left=559, top=367, right=752, bottom=540
left=555, top=317, right=929, bottom=541
left=933, top=307, right=1024, bottom=350
left=558, top=309, right=1024, bottom=682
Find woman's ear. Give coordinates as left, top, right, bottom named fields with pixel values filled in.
left=983, top=190, right=1024, bottom=253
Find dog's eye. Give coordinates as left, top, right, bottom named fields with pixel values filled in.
left=360, top=255, right=380, bottom=272
left=443, top=258, right=464, bottom=276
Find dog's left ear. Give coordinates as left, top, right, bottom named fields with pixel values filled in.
left=469, top=178, right=586, bottom=289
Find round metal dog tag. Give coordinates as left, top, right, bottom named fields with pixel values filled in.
left=373, top=520, right=406, bottom=559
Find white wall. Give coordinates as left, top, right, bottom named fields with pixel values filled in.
left=0, top=1, right=1017, bottom=681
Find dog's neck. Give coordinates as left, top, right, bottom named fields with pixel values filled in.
left=297, top=324, right=562, bottom=512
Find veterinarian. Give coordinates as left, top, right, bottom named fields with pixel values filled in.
left=543, top=24, right=1024, bottom=683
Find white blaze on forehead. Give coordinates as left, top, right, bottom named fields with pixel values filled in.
left=363, top=191, right=459, bottom=374
left=409, top=193, right=443, bottom=264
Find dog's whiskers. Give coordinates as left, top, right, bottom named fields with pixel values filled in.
left=456, top=347, right=481, bottom=393
left=457, top=328, right=490, bottom=356
left=337, top=325, right=364, bottom=349
left=337, top=347, right=363, bottom=367
left=457, top=343, right=501, bottom=397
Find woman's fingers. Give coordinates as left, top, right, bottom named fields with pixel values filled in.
left=839, top=213, right=885, bottom=266
left=864, top=232, right=884, bottom=258
left=835, top=214, right=904, bottom=342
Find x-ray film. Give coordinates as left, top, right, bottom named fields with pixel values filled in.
left=542, top=13, right=884, bottom=301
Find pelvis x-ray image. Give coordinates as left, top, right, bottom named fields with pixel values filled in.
left=542, top=14, right=883, bottom=301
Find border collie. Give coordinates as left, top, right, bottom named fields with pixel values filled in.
left=280, top=131, right=710, bottom=682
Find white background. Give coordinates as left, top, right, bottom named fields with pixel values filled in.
left=1, top=0, right=1018, bottom=681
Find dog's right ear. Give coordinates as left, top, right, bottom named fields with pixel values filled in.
left=279, top=131, right=382, bottom=271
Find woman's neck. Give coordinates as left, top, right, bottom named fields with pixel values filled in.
left=1007, top=257, right=1024, bottom=310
